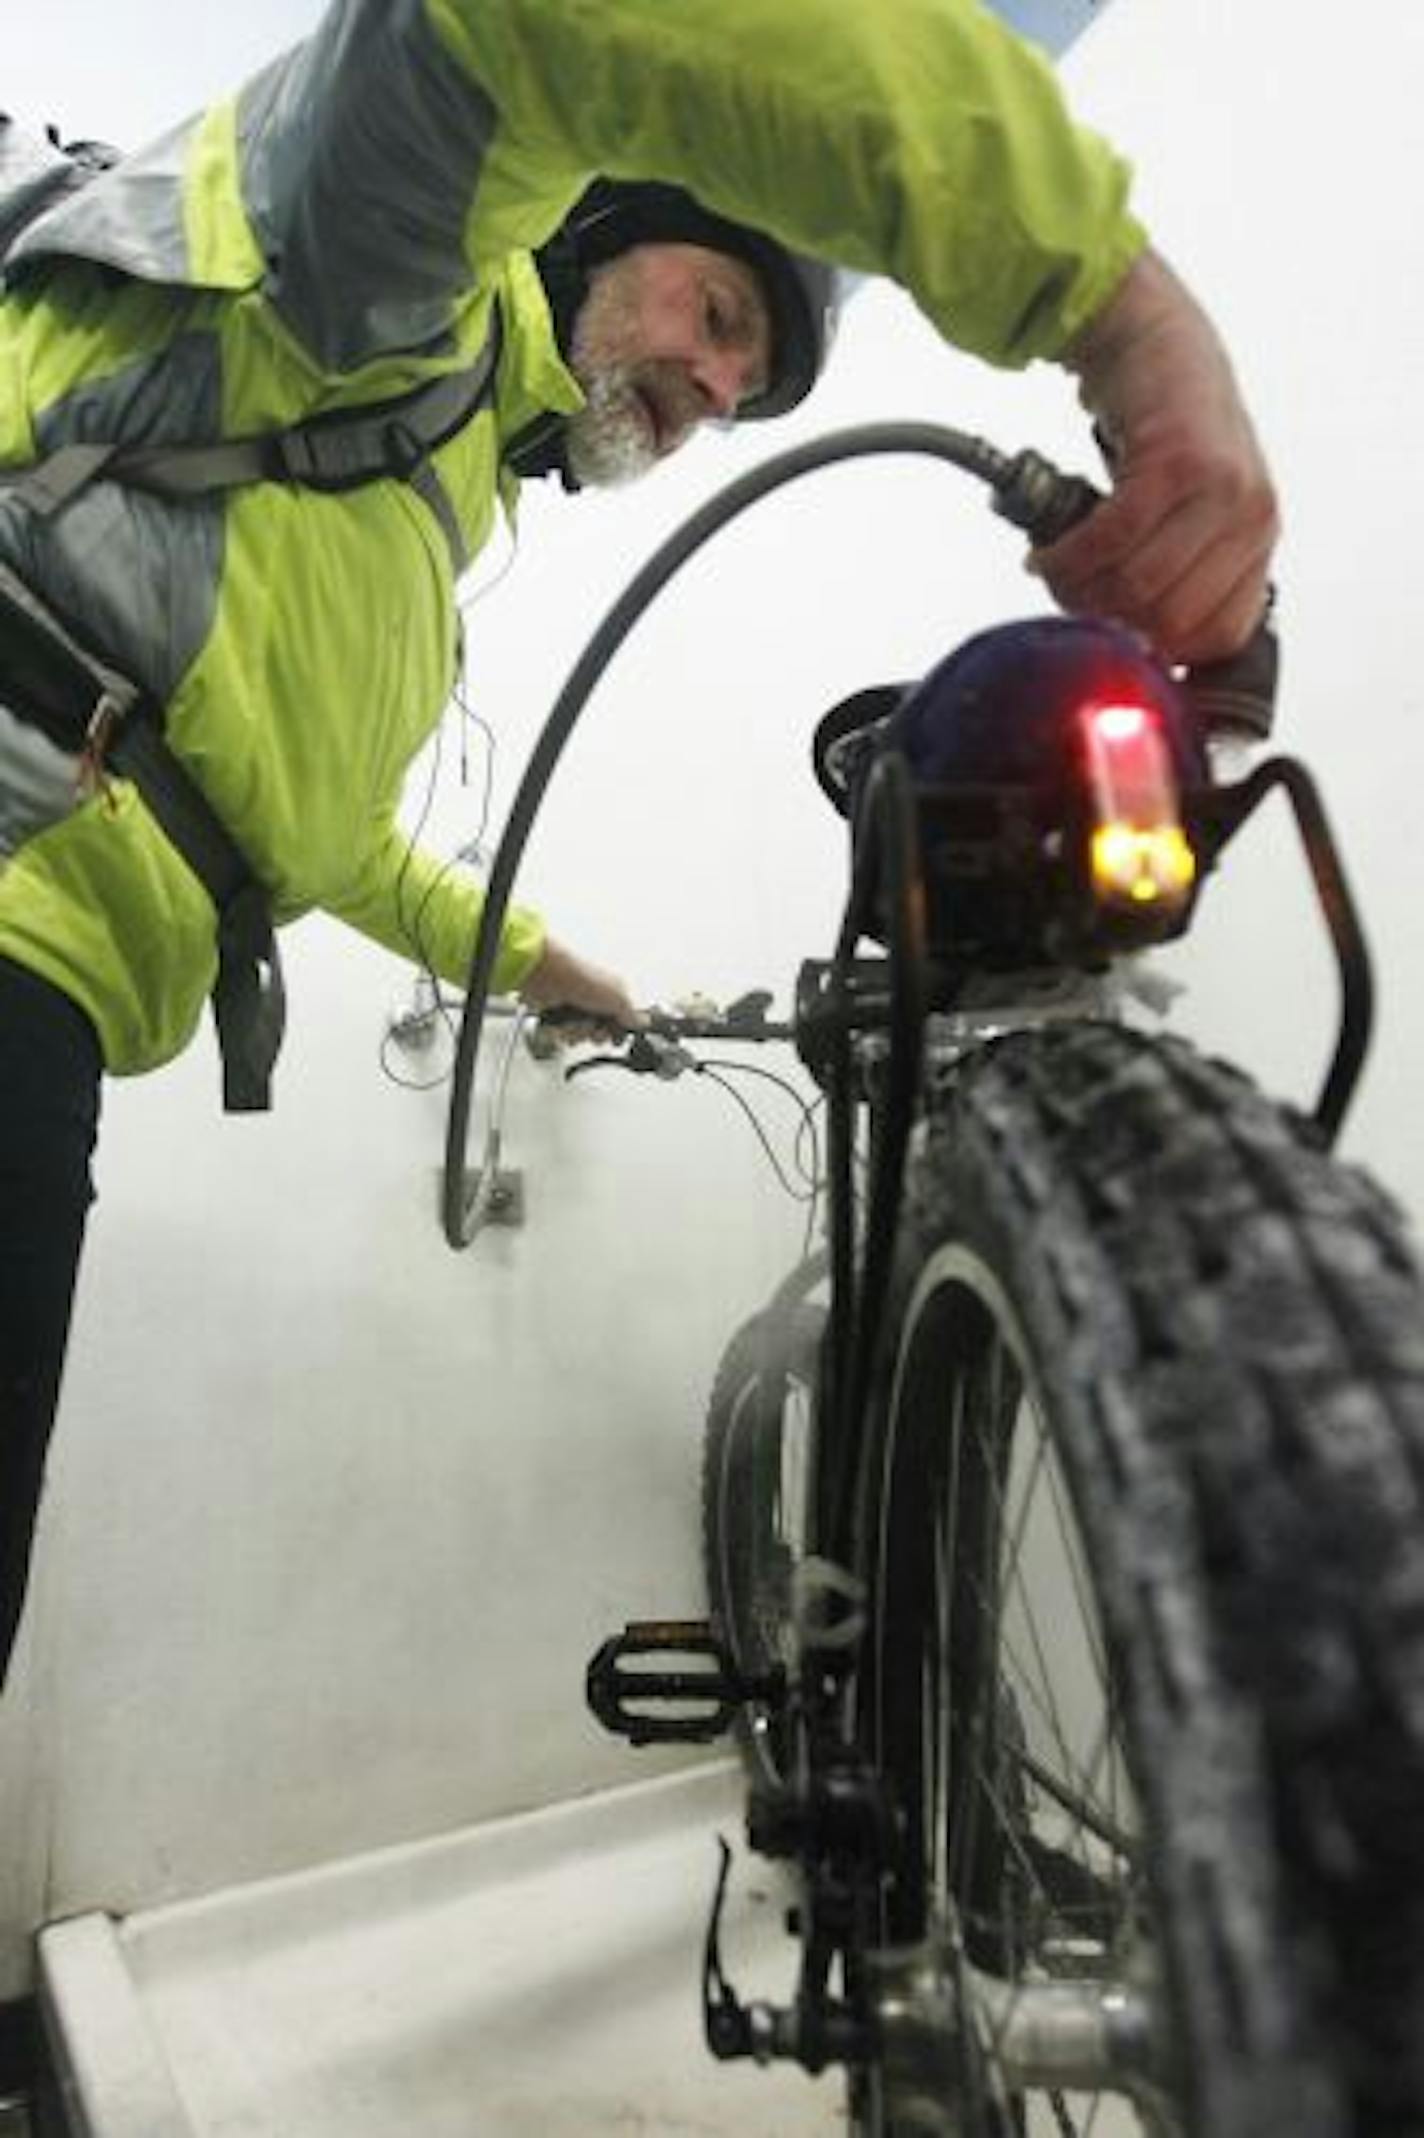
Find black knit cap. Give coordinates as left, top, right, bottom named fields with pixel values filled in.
left=536, top=179, right=836, bottom=421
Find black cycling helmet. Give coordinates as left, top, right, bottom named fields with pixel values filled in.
left=535, top=178, right=839, bottom=421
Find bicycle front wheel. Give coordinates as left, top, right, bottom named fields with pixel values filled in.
left=856, top=1021, right=1424, bottom=2138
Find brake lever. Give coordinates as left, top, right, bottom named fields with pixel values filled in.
left=565, top=1031, right=699, bottom=1083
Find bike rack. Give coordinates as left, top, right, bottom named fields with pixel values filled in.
left=1192, top=754, right=1374, bottom=1144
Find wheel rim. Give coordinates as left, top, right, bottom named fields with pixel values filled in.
left=867, top=1244, right=1173, bottom=2136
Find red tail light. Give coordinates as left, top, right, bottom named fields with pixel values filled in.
left=1079, top=702, right=1196, bottom=911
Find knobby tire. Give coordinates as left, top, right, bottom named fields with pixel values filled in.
left=859, top=1021, right=1424, bottom=2138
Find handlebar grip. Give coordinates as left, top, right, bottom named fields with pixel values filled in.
left=536, top=1003, right=596, bottom=1028
left=526, top=1001, right=636, bottom=1065
left=534, top=1002, right=637, bottom=1036
left=1180, top=615, right=1279, bottom=745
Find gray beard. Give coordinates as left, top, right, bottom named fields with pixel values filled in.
left=565, top=365, right=659, bottom=489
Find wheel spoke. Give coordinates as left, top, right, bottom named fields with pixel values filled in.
left=1015, top=1746, right=1135, bottom=1868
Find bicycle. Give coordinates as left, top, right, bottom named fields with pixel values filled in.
left=445, top=424, right=1424, bottom=2137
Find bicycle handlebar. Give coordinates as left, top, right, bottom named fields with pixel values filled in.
left=535, top=994, right=796, bottom=1082
left=535, top=989, right=792, bottom=1047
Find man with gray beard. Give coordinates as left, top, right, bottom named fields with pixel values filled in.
left=0, top=0, right=1275, bottom=1696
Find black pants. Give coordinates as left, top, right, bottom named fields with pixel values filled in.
left=0, top=955, right=102, bottom=1691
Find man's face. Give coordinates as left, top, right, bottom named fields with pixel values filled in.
left=565, top=241, right=773, bottom=488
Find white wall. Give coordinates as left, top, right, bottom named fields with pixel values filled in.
left=1066, top=0, right=1424, bottom=1211
left=2, top=0, right=1422, bottom=1997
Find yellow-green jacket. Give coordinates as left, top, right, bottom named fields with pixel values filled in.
left=0, top=0, right=1144, bottom=1077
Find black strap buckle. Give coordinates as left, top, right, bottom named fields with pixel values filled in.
left=213, top=883, right=286, bottom=1114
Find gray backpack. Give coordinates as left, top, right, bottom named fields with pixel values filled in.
left=0, top=112, right=501, bottom=1110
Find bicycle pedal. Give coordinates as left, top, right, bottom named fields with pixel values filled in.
left=585, top=1619, right=776, bottom=1746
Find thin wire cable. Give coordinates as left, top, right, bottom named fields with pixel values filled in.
left=447, top=1003, right=533, bottom=1237
left=697, top=1056, right=819, bottom=1152
left=486, top=1000, right=528, bottom=1141
left=383, top=748, right=467, bottom=1083
left=697, top=1064, right=815, bottom=1206
left=381, top=519, right=524, bottom=1127
left=378, top=1017, right=450, bottom=1092
left=794, top=1091, right=825, bottom=1195
left=392, top=710, right=447, bottom=960
left=406, top=661, right=497, bottom=982
left=381, top=566, right=509, bottom=1090
left=380, top=715, right=465, bottom=1086
left=796, top=1093, right=827, bottom=1257
left=696, top=1052, right=823, bottom=1212
left=398, top=672, right=501, bottom=1065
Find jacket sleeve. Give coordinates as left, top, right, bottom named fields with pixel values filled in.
left=223, top=0, right=1143, bottom=373
left=322, top=820, right=547, bottom=996
left=423, top=0, right=1147, bottom=368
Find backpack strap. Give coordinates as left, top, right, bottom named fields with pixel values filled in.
left=1, top=311, right=504, bottom=574
left=108, top=711, right=286, bottom=1113
left=0, top=556, right=285, bottom=1112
